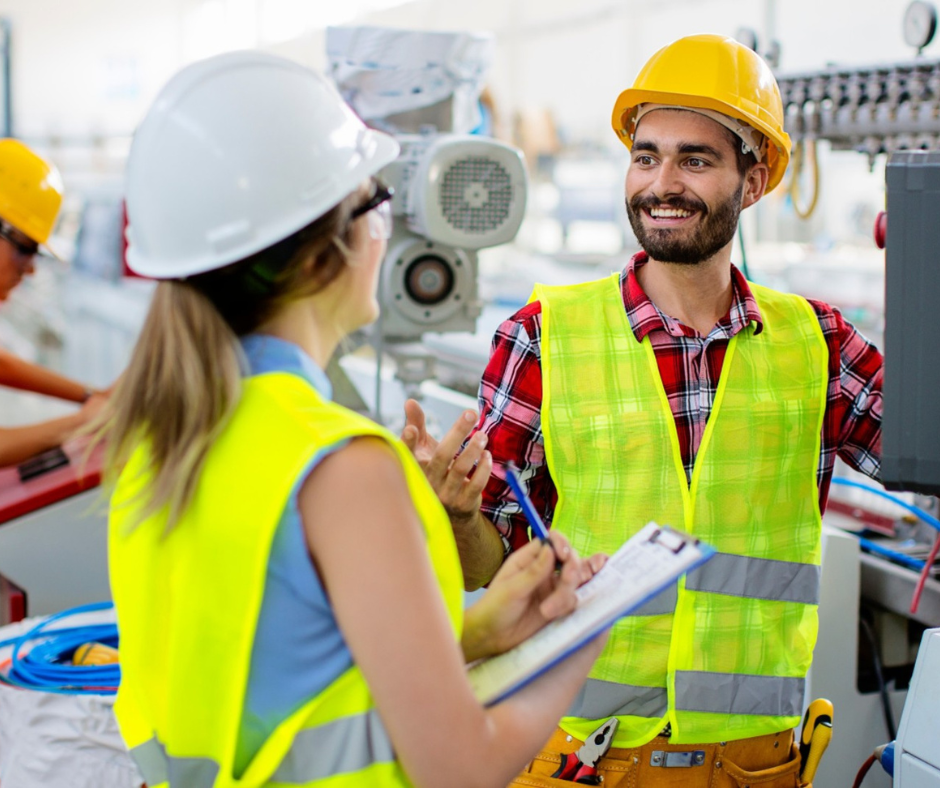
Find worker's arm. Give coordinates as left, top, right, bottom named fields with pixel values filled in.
left=0, top=346, right=99, bottom=403
left=0, top=394, right=106, bottom=466
left=401, top=399, right=505, bottom=589
left=300, top=438, right=606, bottom=788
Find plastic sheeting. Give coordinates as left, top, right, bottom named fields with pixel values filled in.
left=326, top=25, right=494, bottom=134
left=0, top=612, right=141, bottom=788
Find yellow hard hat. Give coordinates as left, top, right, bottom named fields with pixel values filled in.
left=0, top=139, right=64, bottom=247
left=612, top=34, right=791, bottom=193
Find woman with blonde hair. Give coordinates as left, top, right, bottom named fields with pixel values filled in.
left=101, top=51, right=606, bottom=788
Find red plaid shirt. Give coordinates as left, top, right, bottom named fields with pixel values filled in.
left=474, top=252, right=884, bottom=555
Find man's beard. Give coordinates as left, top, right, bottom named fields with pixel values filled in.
left=626, top=182, right=743, bottom=265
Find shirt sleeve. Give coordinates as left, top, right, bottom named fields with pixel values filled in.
left=472, top=302, right=558, bottom=554
left=811, top=300, right=883, bottom=481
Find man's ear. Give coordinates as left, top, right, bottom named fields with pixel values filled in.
left=742, top=163, right=770, bottom=209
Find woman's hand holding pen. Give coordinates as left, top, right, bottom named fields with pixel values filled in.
left=461, top=531, right=607, bottom=663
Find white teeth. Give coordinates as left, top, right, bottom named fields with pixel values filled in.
left=649, top=207, right=692, bottom=218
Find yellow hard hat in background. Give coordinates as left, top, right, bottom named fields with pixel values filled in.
left=612, top=34, right=791, bottom=193
left=0, top=138, right=64, bottom=248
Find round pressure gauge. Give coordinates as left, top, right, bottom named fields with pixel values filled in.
left=904, top=0, right=938, bottom=50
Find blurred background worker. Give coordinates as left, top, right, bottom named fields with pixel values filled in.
left=404, top=34, right=883, bottom=787
left=100, top=51, right=607, bottom=788
left=0, top=139, right=107, bottom=466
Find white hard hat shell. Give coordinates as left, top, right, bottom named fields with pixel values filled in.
left=125, top=50, right=400, bottom=279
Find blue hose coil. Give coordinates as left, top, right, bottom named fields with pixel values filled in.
left=0, top=601, right=118, bottom=695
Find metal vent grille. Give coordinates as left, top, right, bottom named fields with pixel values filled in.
left=439, top=157, right=513, bottom=234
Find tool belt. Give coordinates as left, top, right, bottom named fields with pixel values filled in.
left=509, top=728, right=807, bottom=788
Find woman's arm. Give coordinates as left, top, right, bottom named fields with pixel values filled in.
left=0, top=394, right=106, bottom=466
left=0, top=347, right=99, bottom=403
left=300, top=437, right=605, bottom=788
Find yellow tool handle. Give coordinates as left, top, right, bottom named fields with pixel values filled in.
left=799, top=697, right=834, bottom=782
left=800, top=698, right=833, bottom=745
left=73, top=641, right=120, bottom=666
left=800, top=721, right=832, bottom=784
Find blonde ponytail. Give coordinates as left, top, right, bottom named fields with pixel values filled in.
left=101, top=281, right=242, bottom=530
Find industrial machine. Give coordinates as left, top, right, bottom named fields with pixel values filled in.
left=378, top=131, right=526, bottom=343
left=868, top=148, right=940, bottom=787
left=326, top=25, right=529, bottom=419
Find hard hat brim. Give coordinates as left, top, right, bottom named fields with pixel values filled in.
left=612, top=88, right=791, bottom=194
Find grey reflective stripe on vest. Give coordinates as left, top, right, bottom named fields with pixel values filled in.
left=271, top=709, right=395, bottom=783
left=675, top=671, right=805, bottom=717
left=630, top=584, right=677, bottom=616
left=568, top=678, right=668, bottom=719
left=130, top=739, right=219, bottom=788
left=685, top=552, right=820, bottom=605
left=130, top=709, right=393, bottom=787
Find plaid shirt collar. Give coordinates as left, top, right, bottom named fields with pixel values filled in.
left=623, top=251, right=764, bottom=343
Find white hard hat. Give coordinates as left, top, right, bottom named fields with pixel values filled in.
left=125, top=50, right=400, bottom=279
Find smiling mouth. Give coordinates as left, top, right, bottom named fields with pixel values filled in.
left=645, top=206, right=697, bottom=223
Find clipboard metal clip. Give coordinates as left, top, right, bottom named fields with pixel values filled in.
left=647, top=526, right=690, bottom=555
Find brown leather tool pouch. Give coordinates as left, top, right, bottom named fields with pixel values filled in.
left=508, top=728, right=801, bottom=788
left=715, top=741, right=801, bottom=788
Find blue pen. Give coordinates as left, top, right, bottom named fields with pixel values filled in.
left=504, top=462, right=558, bottom=563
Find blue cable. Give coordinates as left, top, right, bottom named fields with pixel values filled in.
left=830, top=477, right=940, bottom=532
left=0, top=601, right=119, bottom=695
left=831, top=477, right=940, bottom=573
left=857, top=537, right=926, bottom=571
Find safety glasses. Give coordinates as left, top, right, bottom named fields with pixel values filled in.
left=0, top=223, right=40, bottom=264
left=351, top=180, right=394, bottom=240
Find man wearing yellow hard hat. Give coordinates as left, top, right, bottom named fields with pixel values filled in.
left=404, top=34, right=883, bottom=786
left=0, top=139, right=108, bottom=466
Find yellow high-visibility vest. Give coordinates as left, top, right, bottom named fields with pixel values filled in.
left=109, top=372, right=464, bottom=787
left=536, top=275, right=827, bottom=746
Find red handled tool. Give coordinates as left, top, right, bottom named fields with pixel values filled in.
left=552, top=718, right=619, bottom=784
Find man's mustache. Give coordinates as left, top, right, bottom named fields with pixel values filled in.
left=627, top=195, right=708, bottom=215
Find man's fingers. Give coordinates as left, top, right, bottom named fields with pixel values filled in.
left=438, top=437, right=491, bottom=507
left=401, top=424, right=418, bottom=451
left=424, top=409, right=478, bottom=485
left=448, top=432, right=487, bottom=479
left=403, top=398, right=427, bottom=436
left=463, top=449, right=493, bottom=501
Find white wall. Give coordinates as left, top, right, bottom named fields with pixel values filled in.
left=3, top=0, right=933, bottom=144
left=0, top=0, right=925, bottom=254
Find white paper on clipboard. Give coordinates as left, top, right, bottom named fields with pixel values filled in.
left=467, top=522, right=715, bottom=706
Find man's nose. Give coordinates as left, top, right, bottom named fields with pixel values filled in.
left=650, top=161, right=685, bottom=199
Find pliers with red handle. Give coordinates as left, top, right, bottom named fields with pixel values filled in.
left=551, top=718, right=619, bottom=784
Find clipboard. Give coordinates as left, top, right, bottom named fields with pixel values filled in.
left=467, top=522, right=715, bottom=706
